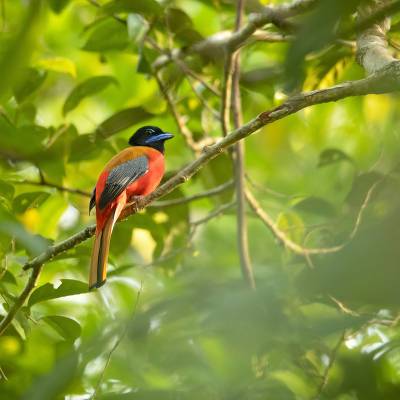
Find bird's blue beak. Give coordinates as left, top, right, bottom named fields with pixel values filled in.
left=145, top=132, right=174, bottom=144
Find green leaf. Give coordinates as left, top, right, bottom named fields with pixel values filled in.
left=47, top=0, right=70, bottom=14
left=36, top=57, right=76, bottom=77
left=0, top=2, right=43, bottom=101
left=0, top=180, right=15, bottom=203
left=164, top=8, right=203, bottom=46
left=292, top=196, right=337, bottom=217
left=82, top=18, right=129, bottom=52
left=137, top=46, right=154, bottom=74
left=127, top=13, right=149, bottom=43
left=22, top=352, right=78, bottom=400
left=0, top=270, right=17, bottom=285
left=63, top=75, right=118, bottom=115
left=28, top=279, right=88, bottom=307
left=41, top=315, right=81, bottom=341
left=13, top=192, right=50, bottom=214
left=276, top=212, right=305, bottom=244
left=13, top=68, right=47, bottom=103
left=103, top=0, right=162, bottom=16
left=318, top=148, right=353, bottom=167
left=95, top=106, right=154, bottom=139
left=165, top=8, right=193, bottom=33
left=0, top=222, right=48, bottom=256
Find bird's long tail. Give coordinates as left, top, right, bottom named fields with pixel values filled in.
left=89, top=209, right=116, bottom=290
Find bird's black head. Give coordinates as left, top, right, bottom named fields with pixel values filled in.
left=128, top=126, right=174, bottom=153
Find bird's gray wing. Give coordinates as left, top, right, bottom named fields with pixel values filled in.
left=98, top=155, right=148, bottom=210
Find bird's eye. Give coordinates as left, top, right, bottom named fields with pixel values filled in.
left=146, top=128, right=155, bottom=134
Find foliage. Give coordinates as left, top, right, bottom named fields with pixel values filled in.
left=1, top=0, right=400, bottom=399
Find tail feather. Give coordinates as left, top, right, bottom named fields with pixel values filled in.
left=89, top=210, right=115, bottom=290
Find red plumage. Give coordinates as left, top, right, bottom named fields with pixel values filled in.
left=89, top=126, right=172, bottom=290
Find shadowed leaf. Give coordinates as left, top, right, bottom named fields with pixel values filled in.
left=41, top=315, right=82, bottom=341
left=63, top=75, right=118, bottom=115
left=28, top=279, right=87, bottom=308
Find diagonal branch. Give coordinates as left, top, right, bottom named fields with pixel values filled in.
left=2, top=63, right=400, bottom=336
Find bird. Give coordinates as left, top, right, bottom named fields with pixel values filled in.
left=89, top=125, right=173, bottom=290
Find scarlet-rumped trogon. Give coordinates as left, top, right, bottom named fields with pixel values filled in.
left=89, top=126, right=173, bottom=290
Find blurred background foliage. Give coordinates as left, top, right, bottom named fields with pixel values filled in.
left=1, top=0, right=400, bottom=399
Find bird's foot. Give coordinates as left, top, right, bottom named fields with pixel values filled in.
left=125, top=195, right=144, bottom=213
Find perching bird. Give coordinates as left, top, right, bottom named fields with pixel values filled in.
left=89, top=126, right=173, bottom=290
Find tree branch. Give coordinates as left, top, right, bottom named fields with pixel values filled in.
left=357, top=0, right=396, bottom=74
left=152, top=0, right=318, bottom=71
left=231, top=0, right=256, bottom=289
left=0, top=263, right=42, bottom=336
left=151, top=180, right=234, bottom=208
left=13, top=179, right=91, bottom=197
left=2, top=63, right=400, bottom=336
left=245, top=177, right=381, bottom=257
left=313, top=331, right=346, bottom=400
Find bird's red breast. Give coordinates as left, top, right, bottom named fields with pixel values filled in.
left=94, top=146, right=165, bottom=231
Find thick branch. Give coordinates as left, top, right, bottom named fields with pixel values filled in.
left=2, top=64, right=400, bottom=336
left=357, top=0, right=396, bottom=74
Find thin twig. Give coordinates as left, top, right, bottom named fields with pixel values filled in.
left=174, top=58, right=221, bottom=97
left=0, top=365, right=7, bottom=381
left=12, top=179, right=91, bottom=197
left=91, top=284, right=142, bottom=399
left=152, top=70, right=198, bottom=152
left=179, top=68, right=220, bottom=119
left=0, top=264, right=42, bottom=336
left=191, top=201, right=236, bottom=226
left=313, top=331, right=346, bottom=400
left=245, top=177, right=380, bottom=257
left=151, top=180, right=234, bottom=208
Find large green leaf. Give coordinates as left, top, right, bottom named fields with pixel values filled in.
left=41, top=315, right=82, bottom=341
left=12, top=192, right=50, bottom=214
left=13, top=68, right=47, bottom=103
left=82, top=18, right=129, bottom=52
left=63, top=75, right=118, bottom=115
left=28, top=279, right=88, bottom=307
left=95, top=106, right=155, bottom=138
left=103, top=0, right=162, bottom=16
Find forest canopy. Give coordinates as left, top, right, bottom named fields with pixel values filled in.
left=1, top=0, right=400, bottom=399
